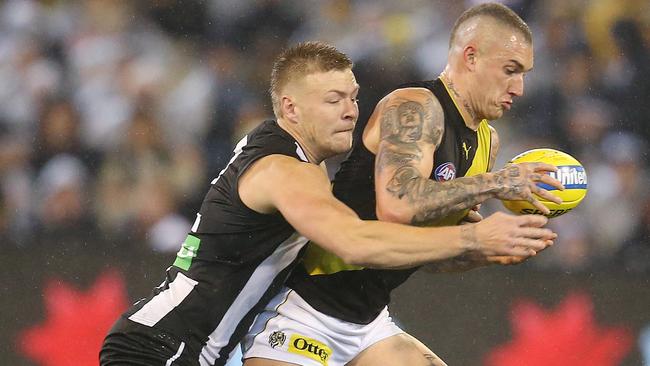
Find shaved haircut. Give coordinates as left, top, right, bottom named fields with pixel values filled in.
left=449, top=2, right=532, bottom=48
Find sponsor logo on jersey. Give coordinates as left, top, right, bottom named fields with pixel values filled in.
left=462, top=142, right=472, bottom=160
left=173, top=235, right=201, bottom=271
left=268, top=330, right=286, bottom=349
left=434, top=162, right=456, bottom=181
left=288, top=334, right=332, bottom=365
left=538, top=165, right=587, bottom=190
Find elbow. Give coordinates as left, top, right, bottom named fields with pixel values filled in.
left=376, top=203, right=412, bottom=224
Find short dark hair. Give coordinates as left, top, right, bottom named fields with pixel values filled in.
left=270, top=41, right=353, bottom=118
left=449, top=3, right=532, bottom=48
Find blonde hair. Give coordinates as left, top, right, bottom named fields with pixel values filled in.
left=450, top=2, right=532, bottom=48
left=270, top=41, right=352, bottom=118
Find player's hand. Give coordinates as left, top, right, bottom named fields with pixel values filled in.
left=470, top=211, right=556, bottom=257
left=484, top=255, right=529, bottom=265
left=460, top=204, right=482, bottom=224
left=492, top=162, right=565, bottom=215
left=484, top=235, right=555, bottom=265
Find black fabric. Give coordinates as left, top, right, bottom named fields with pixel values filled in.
left=288, top=79, right=483, bottom=324
left=102, top=120, right=309, bottom=365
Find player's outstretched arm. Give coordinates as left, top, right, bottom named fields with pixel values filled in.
left=373, top=88, right=565, bottom=225
left=424, top=126, right=543, bottom=273
left=239, top=155, right=555, bottom=269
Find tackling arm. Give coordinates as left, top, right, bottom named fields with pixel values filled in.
left=239, top=155, right=554, bottom=269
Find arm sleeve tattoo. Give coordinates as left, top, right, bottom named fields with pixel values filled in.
left=376, top=90, right=501, bottom=226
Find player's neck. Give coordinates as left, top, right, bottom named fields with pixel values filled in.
left=277, top=118, right=323, bottom=164
left=439, top=70, right=481, bottom=130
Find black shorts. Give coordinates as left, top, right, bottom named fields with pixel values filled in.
left=100, top=318, right=196, bottom=366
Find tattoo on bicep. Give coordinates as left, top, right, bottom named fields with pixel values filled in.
left=422, top=97, right=443, bottom=145
left=377, top=98, right=431, bottom=173
left=376, top=149, right=421, bottom=174
left=394, top=101, right=425, bottom=143
left=381, top=96, right=441, bottom=145
left=380, top=92, right=495, bottom=224
left=380, top=105, right=398, bottom=140
left=386, top=165, right=421, bottom=199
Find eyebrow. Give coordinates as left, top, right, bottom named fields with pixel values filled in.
left=326, top=85, right=360, bottom=96
left=508, top=60, right=532, bottom=72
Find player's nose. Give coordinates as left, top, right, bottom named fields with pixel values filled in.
left=343, top=98, right=359, bottom=121
left=509, top=74, right=525, bottom=97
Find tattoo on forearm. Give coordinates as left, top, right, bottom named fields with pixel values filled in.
left=407, top=174, right=494, bottom=225
left=384, top=161, right=497, bottom=225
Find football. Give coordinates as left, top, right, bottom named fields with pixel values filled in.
left=501, top=148, right=587, bottom=218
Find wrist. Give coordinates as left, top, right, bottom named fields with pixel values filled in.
left=460, top=224, right=479, bottom=252
left=485, top=172, right=504, bottom=197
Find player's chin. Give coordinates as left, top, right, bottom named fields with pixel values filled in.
left=488, top=108, right=505, bottom=120
left=330, top=134, right=353, bottom=154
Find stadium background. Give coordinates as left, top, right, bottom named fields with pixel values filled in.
left=1, top=0, right=649, bottom=365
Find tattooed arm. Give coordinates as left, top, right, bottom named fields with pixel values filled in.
left=424, top=123, right=551, bottom=273
left=373, top=88, right=563, bottom=226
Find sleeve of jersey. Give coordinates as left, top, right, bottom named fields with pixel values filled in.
left=234, top=132, right=309, bottom=182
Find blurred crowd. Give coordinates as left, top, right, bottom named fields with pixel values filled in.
left=0, top=0, right=648, bottom=272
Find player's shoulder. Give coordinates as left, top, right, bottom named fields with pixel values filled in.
left=383, top=86, right=437, bottom=104
left=378, top=86, right=443, bottom=120
left=250, top=154, right=322, bottom=182
left=247, top=120, right=296, bottom=146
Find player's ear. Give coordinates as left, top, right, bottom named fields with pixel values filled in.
left=280, top=95, right=298, bottom=123
left=463, top=45, right=478, bottom=71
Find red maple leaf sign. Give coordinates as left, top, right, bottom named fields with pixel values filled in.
left=485, top=292, right=633, bottom=366
left=18, top=270, right=128, bottom=366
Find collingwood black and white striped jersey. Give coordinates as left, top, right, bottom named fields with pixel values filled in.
left=103, top=120, right=310, bottom=366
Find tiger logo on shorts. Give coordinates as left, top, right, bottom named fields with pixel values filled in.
left=268, top=331, right=287, bottom=349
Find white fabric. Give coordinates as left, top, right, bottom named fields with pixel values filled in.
left=242, top=287, right=403, bottom=366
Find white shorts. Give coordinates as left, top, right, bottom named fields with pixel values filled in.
left=242, top=287, right=404, bottom=366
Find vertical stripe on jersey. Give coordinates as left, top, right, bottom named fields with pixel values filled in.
left=128, top=272, right=198, bottom=327
left=165, top=342, right=186, bottom=366
left=198, top=232, right=308, bottom=366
